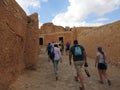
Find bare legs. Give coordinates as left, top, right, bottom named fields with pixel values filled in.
left=98, top=70, right=103, bottom=83
left=53, top=61, right=59, bottom=80
left=98, top=70, right=111, bottom=85
left=77, top=72, right=85, bottom=90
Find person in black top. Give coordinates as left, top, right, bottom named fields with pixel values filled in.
left=69, top=40, right=87, bottom=90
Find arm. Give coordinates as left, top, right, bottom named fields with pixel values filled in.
left=58, top=48, right=62, bottom=62
left=46, top=46, right=48, bottom=52
left=95, top=56, right=98, bottom=67
left=83, top=50, right=87, bottom=63
left=69, top=51, right=72, bottom=65
left=83, top=49, right=88, bottom=67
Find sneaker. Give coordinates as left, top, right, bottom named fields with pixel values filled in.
left=79, top=87, right=85, bottom=90
left=99, top=80, right=103, bottom=84
left=56, top=76, right=58, bottom=81
left=79, top=87, right=82, bottom=90
left=107, top=80, right=111, bottom=86
left=74, top=76, right=79, bottom=82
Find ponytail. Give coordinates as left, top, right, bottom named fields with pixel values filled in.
left=100, top=51, right=105, bottom=60
left=98, top=47, right=105, bottom=60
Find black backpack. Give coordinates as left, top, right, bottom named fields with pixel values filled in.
left=50, top=48, right=55, bottom=60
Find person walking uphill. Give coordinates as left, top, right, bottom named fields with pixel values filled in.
left=95, top=46, right=111, bottom=86
left=69, top=40, right=87, bottom=90
left=53, top=44, right=62, bottom=81
left=46, top=43, right=52, bottom=60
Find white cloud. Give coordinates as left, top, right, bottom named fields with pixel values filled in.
left=79, top=21, right=103, bottom=27
left=95, top=18, right=108, bottom=22
left=16, top=0, right=41, bottom=15
left=38, top=15, right=43, bottom=28
left=52, top=0, right=120, bottom=27
left=41, top=0, right=48, bottom=2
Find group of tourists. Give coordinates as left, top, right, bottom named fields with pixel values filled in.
left=46, top=40, right=111, bottom=90
left=46, top=42, right=63, bottom=80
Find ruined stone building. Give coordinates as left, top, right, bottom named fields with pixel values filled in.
left=39, top=23, right=74, bottom=45
left=0, top=0, right=120, bottom=90
left=39, top=21, right=120, bottom=67
left=0, top=0, right=39, bottom=89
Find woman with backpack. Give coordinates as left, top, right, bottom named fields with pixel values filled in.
left=95, top=46, right=111, bottom=86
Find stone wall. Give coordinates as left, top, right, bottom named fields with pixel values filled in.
left=0, top=0, right=39, bottom=89
left=39, top=23, right=72, bottom=45
left=76, top=21, right=120, bottom=66
left=24, top=13, right=39, bottom=70
left=39, top=21, right=120, bottom=66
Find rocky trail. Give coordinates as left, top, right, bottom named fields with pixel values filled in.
left=9, top=48, right=120, bottom=90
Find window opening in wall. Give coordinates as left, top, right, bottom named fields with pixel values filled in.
left=39, top=38, right=43, bottom=45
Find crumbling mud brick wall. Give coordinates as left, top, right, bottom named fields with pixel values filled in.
left=0, top=0, right=39, bottom=89
left=24, top=13, right=39, bottom=70
left=39, top=23, right=72, bottom=46
left=39, top=21, right=120, bottom=67
left=76, top=21, right=120, bottom=66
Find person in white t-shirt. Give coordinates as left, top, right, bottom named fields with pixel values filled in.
left=95, top=46, right=111, bottom=86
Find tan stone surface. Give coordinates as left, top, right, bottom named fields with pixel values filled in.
left=39, top=21, right=120, bottom=66
left=0, top=0, right=120, bottom=90
left=0, top=0, right=39, bottom=89
left=76, top=21, right=120, bottom=66
left=39, top=23, right=72, bottom=45
left=9, top=48, right=120, bottom=90
left=24, top=13, right=39, bottom=70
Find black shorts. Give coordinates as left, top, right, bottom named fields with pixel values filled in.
left=98, top=63, right=107, bottom=70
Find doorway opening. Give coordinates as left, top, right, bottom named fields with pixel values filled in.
left=59, top=37, right=63, bottom=43
left=39, top=38, right=43, bottom=45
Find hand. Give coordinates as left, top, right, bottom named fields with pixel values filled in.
left=48, top=59, right=50, bottom=62
left=84, top=62, right=88, bottom=67
left=60, top=60, right=62, bottom=63
left=95, top=64, right=96, bottom=67
left=69, top=61, right=72, bottom=65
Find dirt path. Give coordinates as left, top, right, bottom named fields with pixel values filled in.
left=9, top=49, right=120, bottom=90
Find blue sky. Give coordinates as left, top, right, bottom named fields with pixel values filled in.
left=16, top=0, right=120, bottom=28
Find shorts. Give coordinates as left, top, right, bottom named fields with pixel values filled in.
left=98, top=63, right=107, bottom=70
left=74, top=61, right=84, bottom=74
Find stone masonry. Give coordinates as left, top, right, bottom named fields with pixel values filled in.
left=0, top=0, right=120, bottom=90
left=0, top=0, right=39, bottom=89
left=39, top=21, right=120, bottom=67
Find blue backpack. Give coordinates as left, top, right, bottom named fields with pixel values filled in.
left=74, top=46, right=82, bottom=56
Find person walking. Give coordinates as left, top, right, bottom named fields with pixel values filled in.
left=53, top=44, right=62, bottom=80
left=46, top=43, right=52, bottom=61
left=65, top=42, right=70, bottom=55
left=95, top=46, right=111, bottom=86
left=69, top=40, right=87, bottom=90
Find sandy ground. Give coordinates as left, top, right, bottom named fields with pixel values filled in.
left=9, top=49, right=120, bottom=90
